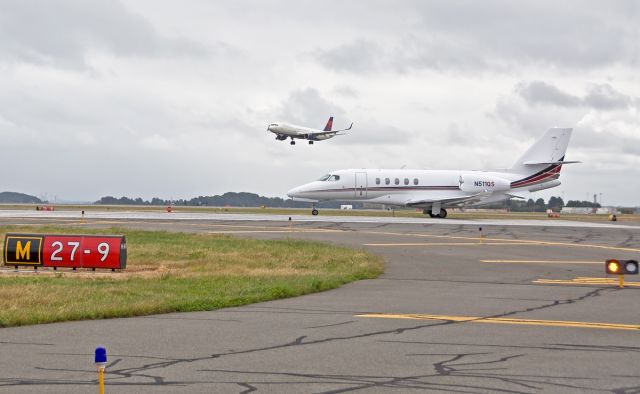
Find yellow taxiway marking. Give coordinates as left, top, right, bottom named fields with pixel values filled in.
left=356, top=313, right=640, bottom=331
left=365, top=242, right=536, bottom=247
left=534, top=277, right=640, bottom=287
left=362, top=231, right=640, bottom=253
left=481, top=260, right=603, bottom=264
left=208, top=229, right=341, bottom=234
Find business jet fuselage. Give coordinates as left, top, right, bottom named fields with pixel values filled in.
left=287, top=128, right=576, bottom=217
left=268, top=117, right=352, bottom=145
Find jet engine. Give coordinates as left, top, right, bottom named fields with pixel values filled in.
left=527, top=180, right=561, bottom=192
left=460, top=174, right=511, bottom=193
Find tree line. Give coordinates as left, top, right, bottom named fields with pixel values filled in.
left=95, top=193, right=603, bottom=212
left=95, top=192, right=361, bottom=209
left=495, top=196, right=601, bottom=212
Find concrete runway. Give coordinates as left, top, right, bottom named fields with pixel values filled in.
left=0, top=211, right=639, bottom=393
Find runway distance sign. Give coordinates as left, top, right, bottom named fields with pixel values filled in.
left=3, top=234, right=127, bottom=270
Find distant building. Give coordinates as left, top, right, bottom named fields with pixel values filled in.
left=561, top=206, right=618, bottom=215
left=561, top=207, right=594, bottom=214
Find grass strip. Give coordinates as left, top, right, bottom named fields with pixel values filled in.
left=0, top=226, right=383, bottom=327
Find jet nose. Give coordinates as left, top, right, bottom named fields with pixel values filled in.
left=287, top=186, right=300, bottom=198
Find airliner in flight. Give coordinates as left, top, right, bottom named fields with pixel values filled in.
left=268, top=117, right=353, bottom=145
left=287, top=128, right=578, bottom=217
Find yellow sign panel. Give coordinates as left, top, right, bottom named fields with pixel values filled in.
left=4, top=236, right=43, bottom=265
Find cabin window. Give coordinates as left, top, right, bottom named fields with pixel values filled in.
left=385, top=178, right=390, bottom=185
left=413, top=178, right=419, bottom=185
left=404, top=178, right=409, bottom=185
left=329, top=175, right=340, bottom=181
left=376, top=178, right=380, bottom=185
left=394, top=178, right=400, bottom=185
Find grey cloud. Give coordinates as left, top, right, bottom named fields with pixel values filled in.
left=572, top=125, right=640, bottom=156
left=338, top=122, right=412, bottom=146
left=492, top=93, right=582, bottom=137
left=278, top=88, right=348, bottom=127
left=312, top=1, right=638, bottom=75
left=316, top=40, right=381, bottom=74
left=583, top=84, right=632, bottom=110
left=516, top=81, right=633, bottom=110
left=332, top=86, right=359, bottom=98
left=0, top=0, right=209, bottom=69
left=516, top=81, right=581, bottom=107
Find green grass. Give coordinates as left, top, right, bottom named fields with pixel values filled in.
left=0, top=226, right=383, bottom=327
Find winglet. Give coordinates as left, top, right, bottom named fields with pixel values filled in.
left=323, top=117, right=334, bottom=131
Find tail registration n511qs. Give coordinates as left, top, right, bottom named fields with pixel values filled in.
left=287, top=128, right=578, bottom=217
left=268, top=117, right=353, bottom=145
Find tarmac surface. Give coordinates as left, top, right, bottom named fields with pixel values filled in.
left=0, top=210, right=639, bottom=393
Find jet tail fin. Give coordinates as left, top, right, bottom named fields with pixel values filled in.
left=509, top=127, right=576, bottom=189
left=323, top=117, right=334, bottom=131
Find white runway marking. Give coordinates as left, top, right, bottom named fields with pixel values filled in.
left=0, top=209, right=639, bottom=229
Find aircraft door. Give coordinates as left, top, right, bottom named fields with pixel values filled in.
left=355, top=172, right=368, bottom=198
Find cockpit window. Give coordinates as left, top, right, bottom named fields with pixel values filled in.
left=317, top=174, right=341, bottom=182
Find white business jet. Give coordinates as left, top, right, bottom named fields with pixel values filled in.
left=268, top=117, right=353, bottom=145
left=287, top=128, right=578, bottom=217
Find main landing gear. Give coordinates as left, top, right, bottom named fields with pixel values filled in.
left=290, top=139, right=296, bottom=145
left=423, top=209, right=448, bottom=218
left=309, top=140, right=314, bottom=144
left=311, top=203, right=319, bottom=216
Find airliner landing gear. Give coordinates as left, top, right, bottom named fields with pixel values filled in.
left=290, top=140, right=296, bottom=145
left=309, top=140, right=314, bottom=144
left=312, top=208, right=319, bottom=215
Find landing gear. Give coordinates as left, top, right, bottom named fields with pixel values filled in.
left=290, top=140, right=296, bottom=145
left=423, top=209, right=448, bottom=218
left=311, top=208, right=319, bottom=216
left=309, top=140, right=314, bottom=144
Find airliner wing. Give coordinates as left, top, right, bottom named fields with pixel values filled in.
left=306, top=123, right=353, bottom=138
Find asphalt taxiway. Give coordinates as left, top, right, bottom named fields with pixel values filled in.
left=0, top=211, right=639, bottom=393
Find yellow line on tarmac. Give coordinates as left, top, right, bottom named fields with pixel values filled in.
left=365, top=242, right=535, bottom=247
left=362, top=231, right=640, bottom=253
left=534, top=277, right=640, bottom=287
left=481, top=260, right=603, bottom=264
left=356, top=313, right=640, bottom=331
left=208, top=229, right=341, bottom=234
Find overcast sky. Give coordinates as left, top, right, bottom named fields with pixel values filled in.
left=1, top=1, right=638, bottom=205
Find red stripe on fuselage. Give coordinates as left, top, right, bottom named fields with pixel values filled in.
left=511, top=165, right=562, bottom=188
